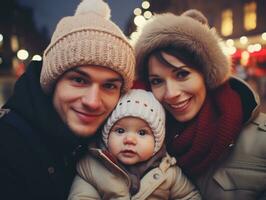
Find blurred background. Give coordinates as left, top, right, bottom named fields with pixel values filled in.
left=0, top=0, right=266, bottom=112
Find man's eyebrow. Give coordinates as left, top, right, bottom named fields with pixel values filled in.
left=71, top=68, right=89, bottom=77
left=106, top=77, right=123, bottom=83
left=71, top=68, right=122, bottom=82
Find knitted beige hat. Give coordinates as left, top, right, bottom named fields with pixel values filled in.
left=133, top=9, right=231, bottom=89
left=102, top=89, right=165, bottom=154
left=40, top=0, right=135, bottom=94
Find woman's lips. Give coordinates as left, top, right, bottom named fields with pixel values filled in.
left=168, top=97, right=192, bottom=112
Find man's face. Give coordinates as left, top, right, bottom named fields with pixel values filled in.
left=53, top=65, right=122, bottom=137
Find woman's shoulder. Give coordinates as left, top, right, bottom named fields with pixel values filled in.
left=234, top=111, right=266, bottom=158
left=241, top=111, right=266, bottom=138
left=249, top=112, right=266, bottom=130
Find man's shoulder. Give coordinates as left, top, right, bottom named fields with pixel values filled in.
left=0, top=108, right=10, bottom=119
left=0, top=109, right=16, bottom=136
left=0, top=109, right=35, bottom=148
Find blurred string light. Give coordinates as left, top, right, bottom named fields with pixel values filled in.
left=227, top=46, right=236, bottom=55
left=142, top=1, right=150, bottom=9
left=131, top=0, right=152, bottom=40
left=11, top=35, right=19, bottom=52
left=144, top=10, right=152, bottom=19
left=130, top=32, right=138, bottom=40
left=241, top=51, right=250, bottom=59
left=247, top=43, right=261, bottom=53
left=222, top=33, right=265, bottom=58
left=241, top=51, right=250, bottom=65
left=132, top=0, right=152, bottom=26
left=262, top=32, right=266, bottom=40
left=32, top=54, right=42, bottom=61
left=134, top=15, right=146, bottom=27
left=240, top=36, right=248, bottom=44
left=131, top=1, right=266, bottom=57
left=247, top=45, right=254, bottom=53
left=133, top=8, right=142, bottom=16
left=0, top=33, right=3, bottom=43
left=226, top=39, right=234, bottom=46
left=220, top=40, right=236, bottom=56
left=17, top=49, right=29, bottom=60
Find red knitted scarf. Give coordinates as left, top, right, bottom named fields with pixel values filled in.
left=166, top=82, right=243, bottom=178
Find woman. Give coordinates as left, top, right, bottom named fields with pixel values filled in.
left=133, top=9, right=266, bottom=199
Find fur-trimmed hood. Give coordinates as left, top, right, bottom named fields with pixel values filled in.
left=132, top=10, right=231, bottom=89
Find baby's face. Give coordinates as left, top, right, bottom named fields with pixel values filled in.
left=108, top=117, right=155, bottom=165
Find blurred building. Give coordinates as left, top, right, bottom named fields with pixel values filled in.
left=0, top=0, right=49, bottom=106
left=127, top=0, right=266, bottom=65
left=127, top=0, right=266, bottom=110
left=0, top=0, right=49, bottom=76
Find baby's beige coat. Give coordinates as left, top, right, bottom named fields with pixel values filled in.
left=68, top=149, right=201, bottom=200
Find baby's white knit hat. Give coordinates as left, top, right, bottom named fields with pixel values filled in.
left=40, top=0, right=135, bottom=94
left=102, top=89, right=165, bottom=154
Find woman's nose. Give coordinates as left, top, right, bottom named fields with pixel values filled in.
left=164, top=80, right=182, bottom=101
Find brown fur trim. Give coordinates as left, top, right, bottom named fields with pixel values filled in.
left=133, top=12, right=231, bottom=89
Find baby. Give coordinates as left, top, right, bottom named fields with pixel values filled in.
left=68, top=89, right=201, bottom=200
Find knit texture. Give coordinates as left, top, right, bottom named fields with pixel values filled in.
left=102, top=89, right=165, bottom=154
left=133, top=9, right=231, bottom=89
left=166, top=82, right=243, bottom=178
left=40, top=0, right=135, bottom=94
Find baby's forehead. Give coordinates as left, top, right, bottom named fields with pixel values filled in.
left=114, top=116, right=145, bottom=123
left=113, top=116, right=151, bottom=128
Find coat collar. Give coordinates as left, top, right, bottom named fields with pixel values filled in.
left=228, top=76, right=260, bottom=124
left=88, top=147, right=177, bottom=179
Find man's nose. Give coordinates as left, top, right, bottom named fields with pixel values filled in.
left=81, top=85, right=102, bottom=110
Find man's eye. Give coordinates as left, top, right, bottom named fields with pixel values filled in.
left=103, top=83, right=119, bottom=90
left=72, top=77, right=86, bottom=84
left=115, top=128, right=125, bottom=134
left=138, top=129, right=147, bottom=136
left=149, top=78, right=163, bottom=86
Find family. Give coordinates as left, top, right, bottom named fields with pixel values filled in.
left=0, top=0, right=265, bottom=199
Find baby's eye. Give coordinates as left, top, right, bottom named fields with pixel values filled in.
left=114, top=128, right=125, bottom=134
left=138, top=129, right=147, bottom=136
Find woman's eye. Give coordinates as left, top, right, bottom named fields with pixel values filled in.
left=138, top=129, right=147, bottom=136
left=149, top=78, right=163, bottom=86
left=115, top=128, right=125, bottom=134
left=176, top=70, right=190, bottom=79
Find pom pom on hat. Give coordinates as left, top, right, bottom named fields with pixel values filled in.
left=133, top=9, right=231, bottom=90
left=40, top=0, right=135, bottom=94
left=75, top=0, right=111, bottom=19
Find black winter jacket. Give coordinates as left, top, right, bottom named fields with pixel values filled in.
left=0, top=61, right=94, bottom=200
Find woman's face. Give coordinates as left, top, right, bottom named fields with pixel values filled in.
left=148, top=52, right=207, bottom=122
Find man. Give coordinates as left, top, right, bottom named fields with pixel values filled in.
left=0, top=0, right=135, bottom=199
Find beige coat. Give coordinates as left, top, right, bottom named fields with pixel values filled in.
left=196, top=77, right=266, bottom=200
left=68, top=148, right=201, bottom=200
